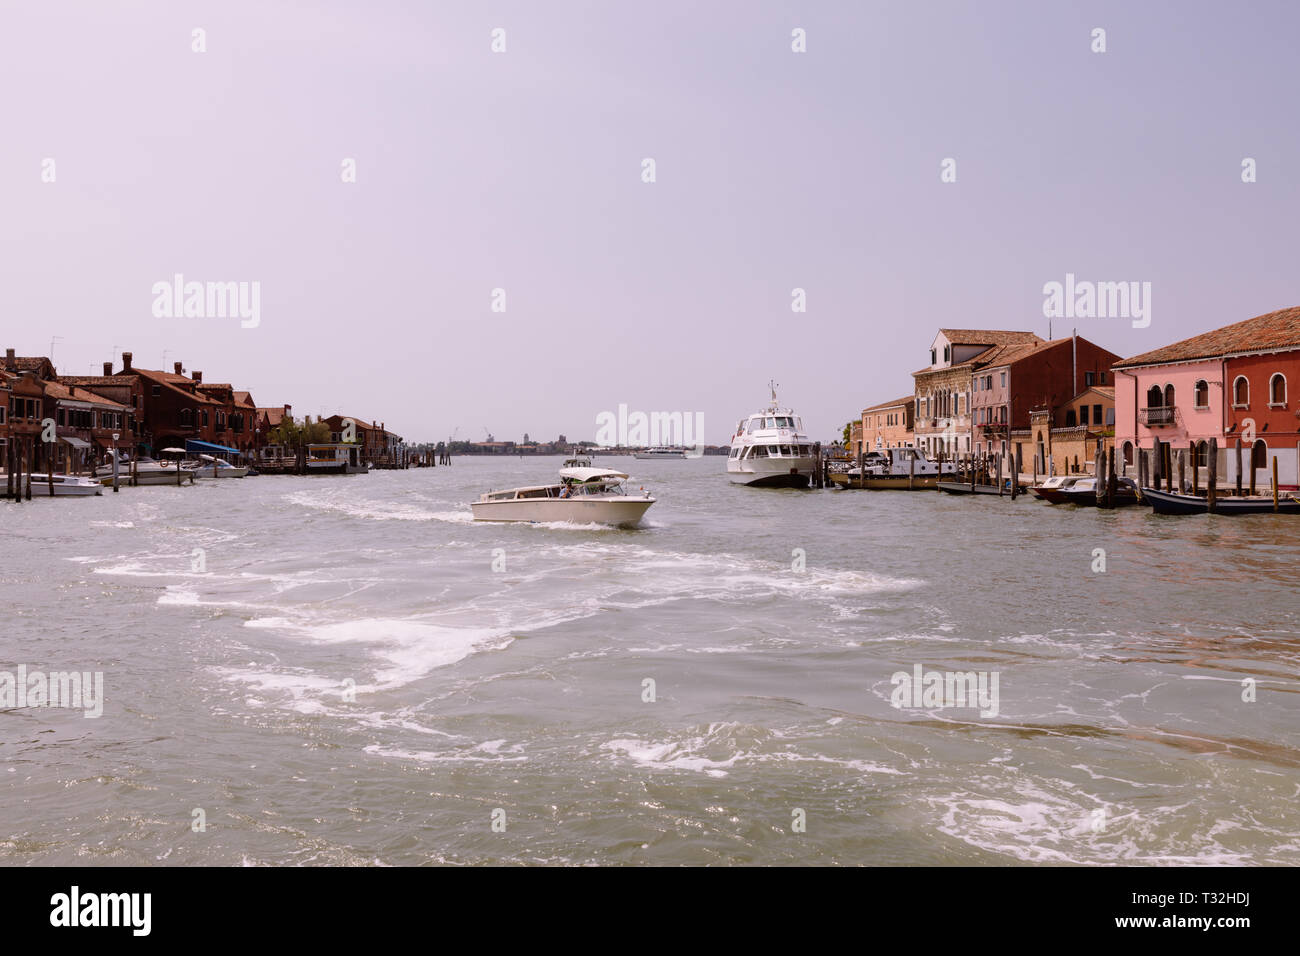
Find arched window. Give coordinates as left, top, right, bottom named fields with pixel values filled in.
left=180, top=407, right=193, bottom=427
left=1122, top=441, right=1134, bottom=465
left=1251, top=440, right=1268, bottom=470
left=1164, top=384, right=1175, bottom=408
left=1270, top=373, right=1286, bottom=406
left=1195, top=441, right=1208, bottom=467
left=1233, top=376, right=1249, bottom=407
left=1147, top=385, right=1163, bottom=407
left=1194, top=380, right=1208, bottom=408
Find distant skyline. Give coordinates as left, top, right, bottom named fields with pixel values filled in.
left=3, top=1, right=1298, bottom=443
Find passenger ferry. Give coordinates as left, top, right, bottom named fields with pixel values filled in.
left=633, top=447, right=687, bottom=459
left=726, top=383, right=816, bottom=487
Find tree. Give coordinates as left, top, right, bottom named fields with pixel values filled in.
left=267, top=414, right=331, bottom=452
left=842, top=420, right=854, bottom=446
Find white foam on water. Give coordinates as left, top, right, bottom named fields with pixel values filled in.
left=363, top=740, right=527, bottom=765
left=283, top=490, right=471, bottom=524
left=240, top=615, right=513, bottom=692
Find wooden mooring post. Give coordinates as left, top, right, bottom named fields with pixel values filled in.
left=1273, top=457, right=1280, bottom=513
left=1235, top=438, right=1243, bottom=497
left=1177, top=449, right=1185, bottom=494
left=1208, top=438, right=1218, bottom=513
left=1190, top=442, right=1198, bottom=496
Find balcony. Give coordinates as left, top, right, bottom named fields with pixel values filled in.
left=1139, top=406, right=1175, bottom=427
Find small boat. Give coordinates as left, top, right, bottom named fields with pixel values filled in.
left=1140, top=487, right=1300, bottom=516
left=830, top=446, right=957, bottom=489
left=937, top=479, right=1022, bottom=496
left=94, top=456, right=197, bottom=485
left=1030, top=475, right=1085, bottom=503
left=726, top=382, right=816, bottom=487
left=25, top=473, right=104, bottom=497
left=471, top=455, right=655, bottom=526
left=190, top=454, right=250, bottom=478
left=1057, top=476, right=1141, bottom=507
left=634, top=447, right=687, bottom=459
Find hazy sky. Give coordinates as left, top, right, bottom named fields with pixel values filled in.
left=3, top=1, right=1298, bottom=444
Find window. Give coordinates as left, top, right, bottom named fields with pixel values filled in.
left=1269, top=373, right=1286, bottom=406
left=1122, top=441, right=1134, bottom=465
left=943, top=345, right=951, bottom=362
left=1195, top=441, right=1208, bottom=467
left=1147, top=385, right=1163, bottom=407
left=1251, top=440, right=1268, bottom=470
left=1065, top=409, right=1076, bottom=427
left=1079, top=405, right=1089, bottom=426
left=1000, top=372, right=1007, bottom=387
left=930, top=349, right=937, bottom=365
left=152, top=384, right=161, bottom=397
left=1164, top=384, right=1175, bottom=408
left=1233, top=376, right=1249, bottom=407
left=1194, top=380, right=1209, bottom=408
left=1093, top=404, right=1103, bottom=425
left=1085, top=371, right=1095, bottom=387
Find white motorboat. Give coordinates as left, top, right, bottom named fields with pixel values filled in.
left=191, top=454, right=250, bottom=478
left=726, top=382, right=816, bottom=487
left=25, top=473, right=104, bottom=497
left=94, top=456, right=197, bottom=485
left=634, top=447, right=687, bottom=459
left=471, top=454, right=655, bottom=526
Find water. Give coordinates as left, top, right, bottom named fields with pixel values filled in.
left=2, top=457, right=1298, bottom=865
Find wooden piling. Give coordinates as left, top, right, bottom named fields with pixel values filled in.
left=908, top=449, right=915, bottom=491
left=1191, top=443, right=1198, bottom=496
left=1273, top=456, right=1279, bottom=513
left=1249, top=449, right=1257, bottom=496
left=1107, top=447, right=1117, bottom=508
left=996, top=452, right=1003, bottom=496
left=1235, top=438, right=1243, bottom=497
left=1208, top=438, right=1218, bottom=513
left=1177, top=449, right=1185, bottom=494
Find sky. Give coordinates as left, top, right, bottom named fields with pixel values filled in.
left=2, top=0, right=1298, bottom=445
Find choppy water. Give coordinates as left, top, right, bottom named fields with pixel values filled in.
left=2, top=456, right=1298, bottom=865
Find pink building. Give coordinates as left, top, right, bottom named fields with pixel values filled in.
left=1112, top=306, right=1300, bottom=488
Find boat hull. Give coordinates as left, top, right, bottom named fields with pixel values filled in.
left=830, top=473, right=945, bottom=490
left=25, top=475, right=103, bottom=497
left=727, top=458, right=814, bottom=487
left=470, top=496, right=655, bottom=527
left=1141, top=487, right=1300, bottom=515
left=937, top=481, right=1024, bottom=496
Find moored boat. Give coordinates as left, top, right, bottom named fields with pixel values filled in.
left=937, top=479, right=1022, bottom=496
left=830, top=446, right=957, bottom=489
left=1140, top=487, right=1300, bottom=516
left=1057, top=476, right=1141, bottom=507
left=94, top=456, right=197, bottom=485
left=726, top=382, right=816, bottom=487
left=1030, top=474, right=1085, bottom=503
left=634, top=447, right=687, bottom=459
left=25, top=473, right=104, bottom=497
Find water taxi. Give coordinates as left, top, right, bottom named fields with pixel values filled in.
left=471, top=455, right=655, bottom=526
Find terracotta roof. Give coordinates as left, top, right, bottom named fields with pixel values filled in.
left=258, top=406, right=290, bottom=426
left=60, top=375, right=138, bottom=387
left=939, top=329, right=1041, bottom=348
left=132, top=368, right=222, bottom=404
left=233, top=390, right=256, bottom=408
left=862, top=395, right=916, bottom=413
left=913, top=334, right=1049, bottom=377
left=11, top=356, right=54, bottom=372
left=43, top=381, right=130, bottom=408
left=1114, top=306, right=1300, bottom=369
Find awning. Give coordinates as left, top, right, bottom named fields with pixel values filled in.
left=185, top=439, right=243, bottom=456
left=59, top=436, right=92, bottom=449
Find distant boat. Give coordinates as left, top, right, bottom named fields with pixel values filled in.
left=471, top=454, right=656, bottom=527
left=727, top=382, right=816, bottom=487
left=1140, top=487, right=1300, bottom=516
left=937, top=479, right=1021, bottom=496
left=25, top=473, right=103, bottom=497
left=634, top=447, right=687, bottom=459
left=190, top=454, right=249, bottom=478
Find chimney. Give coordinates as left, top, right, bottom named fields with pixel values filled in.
left=122, top=351, right=133, bottom=371
left=4, top=348, right=14, bottom=371
left=103, top=362, right=113, bottom=376
left=174, top=361, right=184, bottom=376
left=192, top=371, right=202, bottom=383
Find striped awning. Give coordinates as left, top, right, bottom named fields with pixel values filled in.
left=59, top=436, right=92, bottom=449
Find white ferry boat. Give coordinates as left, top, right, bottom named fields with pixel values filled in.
left=726, top=383, right=816, bottom=487
left=633, top=447, right=687, bottom=459
left=471, top=454, right=655, bottom=526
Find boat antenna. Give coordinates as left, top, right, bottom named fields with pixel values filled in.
left=768, top=379, right=778, bottom=406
